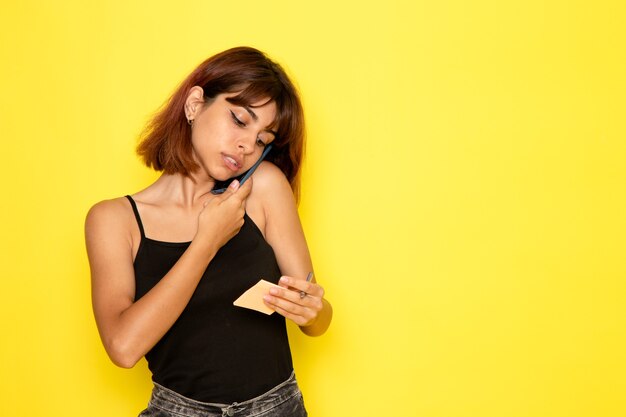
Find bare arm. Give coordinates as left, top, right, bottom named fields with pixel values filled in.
left=86, top=180, right=251, bottom=368
left=251, top=163, right=333, bottom=336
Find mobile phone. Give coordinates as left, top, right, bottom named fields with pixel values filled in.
left=211, top=144, right=273, bottom=194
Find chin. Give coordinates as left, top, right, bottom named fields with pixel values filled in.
left=204, top=165, right=235, bottom=181
left=208, top=168, right=238, bottom=184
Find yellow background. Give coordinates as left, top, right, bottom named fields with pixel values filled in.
left=1, top=1, right=624, bottom=416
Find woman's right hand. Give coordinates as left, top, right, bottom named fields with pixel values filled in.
left=195, top=178, right=253, bottom=249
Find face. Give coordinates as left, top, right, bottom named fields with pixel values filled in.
left=186, top=90, right=277, bottom=182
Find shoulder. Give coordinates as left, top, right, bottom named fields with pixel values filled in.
left=246, top=162, right=298, bottom=232
left=85, top=197, right=135, bottom=240
left=86, top=197, right=132, bottom=225
left=250, top=161, right=293, bottom=196
left=249, top=161, right=296, bottom=208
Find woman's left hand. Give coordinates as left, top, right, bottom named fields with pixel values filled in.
left=263, top=276, right=325, bottom=327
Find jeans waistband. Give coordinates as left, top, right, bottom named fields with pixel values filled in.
left=147, top=371, right=300, bottom=417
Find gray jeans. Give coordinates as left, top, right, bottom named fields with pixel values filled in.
left=138, top=372, right=308, bottom=417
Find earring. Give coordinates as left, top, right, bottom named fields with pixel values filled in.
left=187, top=118, right=194, bottom=126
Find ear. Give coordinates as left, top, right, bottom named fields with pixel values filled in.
left=184, top=86, right=205, bottom=120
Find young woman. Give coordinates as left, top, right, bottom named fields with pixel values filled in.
left=85, top=46, right=332, bottom=417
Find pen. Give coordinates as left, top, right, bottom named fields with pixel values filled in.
left=299, top=272, right=314, bottom=299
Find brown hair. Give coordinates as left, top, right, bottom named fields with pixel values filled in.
left=137, top=47, right=306, bottom=199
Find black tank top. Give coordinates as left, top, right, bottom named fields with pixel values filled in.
left=125, top=195, right=293, bottom=403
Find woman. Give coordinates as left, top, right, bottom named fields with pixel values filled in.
left=85, top=46, right=332, bottom=417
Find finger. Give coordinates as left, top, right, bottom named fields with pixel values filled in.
left=234, top=177, right=253, bottom=199
left=216, top=179, right=241, bottom=199
left=277, top=278, right=290, bottom=289
left=263, top=295, right=314, bottom=326
left=221, top=177, right=253, bottom=204
left=203, top=181, right=238, bottom=206
left=279, top=276, right=324, bottom=298
left=267, top=284, right=323, bottom=312
left=225, top=179, right=240, bottom=193
left=270, top=303, right=314, bottom=327
left=201, top=194, right=219, bottom=208
left=268, top=286, right=304, bottom=304
left=263, top=292, right=305, bottom=312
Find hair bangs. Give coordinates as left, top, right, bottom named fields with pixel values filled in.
left=226, top=83, right=286, bottom=138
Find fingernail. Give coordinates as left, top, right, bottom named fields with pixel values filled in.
left=280, top=277, right=289, bottom=284
left=270, top=288, right=279, bottom=295
left=263, top=295, right=272, bottom=302
left=229, top=180, right=239, bottom=189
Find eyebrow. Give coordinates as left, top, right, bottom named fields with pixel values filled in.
left=244, top=106, right=278, bottom=137
left=244, top=106, right=259, bottom=121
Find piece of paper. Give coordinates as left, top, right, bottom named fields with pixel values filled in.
left=233, top=279, right=281, bottom=315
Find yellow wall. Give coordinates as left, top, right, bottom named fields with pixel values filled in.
left=1, top=1, right=624, bottom=416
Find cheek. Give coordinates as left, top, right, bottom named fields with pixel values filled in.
left=190, top=133, right=204, bottom=155
left=189, top=133, right=215, bottom=167
left=193, top=119, right=232, bottom=148
left=191, top=124, right=216, bottom=150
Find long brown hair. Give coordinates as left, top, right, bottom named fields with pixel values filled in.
left=137, top=47, right=305, bottom=200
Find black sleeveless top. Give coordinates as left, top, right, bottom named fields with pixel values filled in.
left=125, top=196, right=293, bottom=403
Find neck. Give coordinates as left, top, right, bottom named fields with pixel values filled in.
left=152, top=172, right=216, bottom=207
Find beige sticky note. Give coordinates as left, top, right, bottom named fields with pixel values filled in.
left=233, top=279, right=281, bottom=315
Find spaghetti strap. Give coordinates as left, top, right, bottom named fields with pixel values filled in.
left=125, top=195, right=146, bottom=239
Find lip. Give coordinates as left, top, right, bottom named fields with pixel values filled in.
left=222, top=153, right=243, bottom=172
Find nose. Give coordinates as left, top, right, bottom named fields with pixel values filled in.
left=236, top=134, right=257, bottom=155
left=237, top=143, right=250, bottom=155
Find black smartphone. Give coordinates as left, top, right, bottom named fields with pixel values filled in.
left=211, top=144, right=273, bottom=194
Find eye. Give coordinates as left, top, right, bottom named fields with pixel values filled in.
left=230, top=110, right=246, bottom=127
